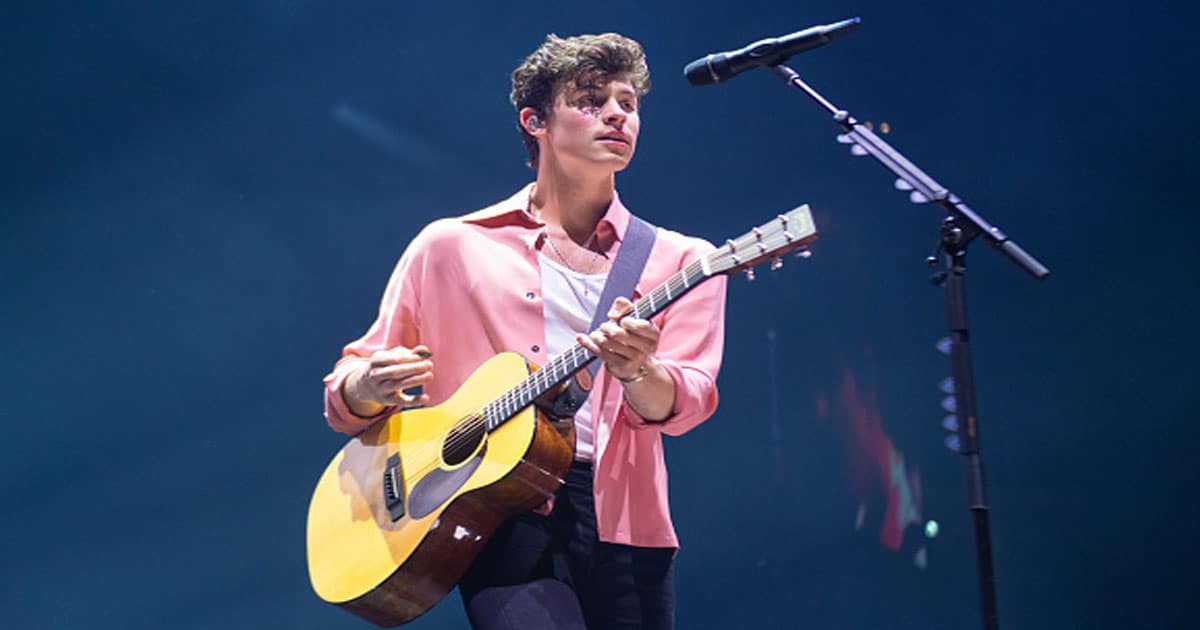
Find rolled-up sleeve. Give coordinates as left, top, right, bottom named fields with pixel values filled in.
left=322, top=232, right=428, bottom=435
left=620, top=241, right=727, bottom=436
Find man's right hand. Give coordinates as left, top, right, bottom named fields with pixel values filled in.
left=342, top=345, right=434, bottom=417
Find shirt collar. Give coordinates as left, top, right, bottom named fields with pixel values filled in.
left=461, top=183, right=632, bottom=251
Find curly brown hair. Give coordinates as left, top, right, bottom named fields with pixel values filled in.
left=510, top=33, right=651, bottom=169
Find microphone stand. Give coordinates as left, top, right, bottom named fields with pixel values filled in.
left=769, top=62, right=1050, bottom=630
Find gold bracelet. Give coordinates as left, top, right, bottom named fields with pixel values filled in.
left=614, top=365, right=648, bottom=384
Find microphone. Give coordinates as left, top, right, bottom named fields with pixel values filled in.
left=684, top=18, right=860, bottom=86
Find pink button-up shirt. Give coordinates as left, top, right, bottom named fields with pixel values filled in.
left=323, top=185, right=726, bottom=548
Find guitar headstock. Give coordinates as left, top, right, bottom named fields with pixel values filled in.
left=705, top=205, right=818, bottom=277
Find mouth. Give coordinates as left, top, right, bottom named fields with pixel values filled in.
left=596, top=133, right=629, bottom=145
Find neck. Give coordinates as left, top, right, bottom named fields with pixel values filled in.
left=529, top=159, right=616, bottom=245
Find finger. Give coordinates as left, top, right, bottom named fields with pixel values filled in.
left=593, top=326, right=643, bottom=359
left=577, top=332, right=603, bottom=356
left=599, top=322, right=657, bottom=356
left=618, top=320, right=660, bottom=350
left=370, top=361, right=433, bottom=382
left=608, top=296, right=634, bottom=320
left=581, top=331, right=627, bottom=362
left=599, top=321, right=625, bottom=338
left=611, top=333, right=655, bottom=357
left=619, top=316, right=658, bottom=336
left=378, top=369, right=435, bottom=391
left=600, top=341, right=640, bottom=362
left=382, top=391, right=430, bottom=409
left=592, top=328, right=632, bottom=359
left=369, top=353, right=405, bottom=369
left=377, top=367, right=433, bottom=404
left=371, top=346, right=432, bottom=367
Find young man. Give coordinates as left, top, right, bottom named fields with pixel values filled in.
left=323, top=33, right=726, bottom=629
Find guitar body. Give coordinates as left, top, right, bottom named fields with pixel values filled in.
left=306, top=204, right=818, bottom=626
left=306, top=352, right=575, bottom=627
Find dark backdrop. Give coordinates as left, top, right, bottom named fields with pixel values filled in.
left=4, top=1, right=1197, bottom=628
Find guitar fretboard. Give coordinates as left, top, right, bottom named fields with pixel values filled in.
left=481, top=258, right=709, bottom=430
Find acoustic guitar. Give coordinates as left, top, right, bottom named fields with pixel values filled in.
left=306, top=205, right=818, bottom=626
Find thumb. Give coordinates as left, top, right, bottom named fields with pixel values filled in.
left=609, top=296, right=633, bottom=319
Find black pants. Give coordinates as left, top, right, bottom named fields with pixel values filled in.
left=459, top=462, right=675, bottom=629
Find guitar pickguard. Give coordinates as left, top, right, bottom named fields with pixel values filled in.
left=406, top=443, right=488, bottom=519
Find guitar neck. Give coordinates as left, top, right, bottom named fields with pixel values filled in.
left=480, top=203, right=817, bottom=432
left=481, top=259, right=710, bottom=431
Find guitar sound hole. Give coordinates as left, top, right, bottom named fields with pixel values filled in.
left=442, top=418, right=485, bottom=466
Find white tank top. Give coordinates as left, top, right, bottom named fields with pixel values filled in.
left=537, top=251, right=606, bottom=462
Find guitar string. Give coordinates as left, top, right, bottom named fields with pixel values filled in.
left=392, top=339, right=603, bottom=482
left=391, top=264, right=706, bottom=480
left=400, top=223, right=802, bottom=473
left=397, top=268, right=699, bottom=477
left=424, top=224, right=802, bottom=463
left=429, top=261, right=705, bottom=455
left=395, top=225, right=811, bottom=493
left=390, top=221, right=809, bottom=481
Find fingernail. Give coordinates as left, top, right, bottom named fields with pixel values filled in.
left=416, top=350, right=432, bottom=358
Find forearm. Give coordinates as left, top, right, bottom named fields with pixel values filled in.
left=616, top=356, right=675, bottom=422
left=341, top=366, right=388, bottom=418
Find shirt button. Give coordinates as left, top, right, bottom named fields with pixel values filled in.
left=525, top=291, right=536, bottom=300
left=531, top=345, right=540, bottom=353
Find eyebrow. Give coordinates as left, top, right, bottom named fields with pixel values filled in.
left=570, top=83, right=637, bottom=97
left=565, top=84, right=639, bottom=107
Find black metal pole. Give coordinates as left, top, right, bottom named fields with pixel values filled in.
left=938, top=217, right=999, bottom=630
left=765, top=59, right=1051, bottom=629
left=770, top=63, right=1049, bottom=280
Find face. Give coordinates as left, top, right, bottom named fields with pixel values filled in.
left=534, top=75, right=641, bottom=173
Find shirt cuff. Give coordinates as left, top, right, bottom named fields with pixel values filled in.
left=323, top=356, right=396, bottom=435
left=618, top=359, right=683, bottom=430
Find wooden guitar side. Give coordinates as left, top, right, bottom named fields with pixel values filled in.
left=306, top=352, right=574, bottom=626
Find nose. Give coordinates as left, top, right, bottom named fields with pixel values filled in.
left=601, top=97, right=626, bottom=127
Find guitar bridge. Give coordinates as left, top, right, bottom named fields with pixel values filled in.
left=382, top=453, right=406, bottom=522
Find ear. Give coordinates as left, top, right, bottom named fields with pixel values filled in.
left=519, top=107, right=544, bottom=135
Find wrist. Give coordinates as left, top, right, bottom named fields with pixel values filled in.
left=614, top=365, right=648, bottom=384
left=343, top=366, right=385, bottom=417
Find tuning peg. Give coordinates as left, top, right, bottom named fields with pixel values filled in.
left=745, top=268, right=756, bottom=281
left=836, top=133, right=854, bottom=144
left=770, top=257, right=783, bottom=270
left=850, top=144, right=868, bottom=156
left=894, top=178, right=914, bottom=191
left=795, top=249, right=813, bottom=259
left=909, top=190, right=930, bottom=204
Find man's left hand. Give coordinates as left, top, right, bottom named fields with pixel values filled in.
left=576, top=296, right=659, bottom=381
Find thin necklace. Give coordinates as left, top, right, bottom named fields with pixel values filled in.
left=543, top=229, right=602, bottom=275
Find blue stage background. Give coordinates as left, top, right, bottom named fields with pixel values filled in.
left=4, top=1, right=1196, bottom=628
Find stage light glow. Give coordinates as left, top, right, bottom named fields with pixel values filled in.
left=925, top=520, right=939, bottom=538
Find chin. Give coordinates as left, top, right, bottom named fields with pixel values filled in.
left=606, top=150, right=635, bottom=171
left=563, top=151, right=634, bottom=174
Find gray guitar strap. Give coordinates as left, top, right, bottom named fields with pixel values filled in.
left=549, top=215, right=657, bottom=418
